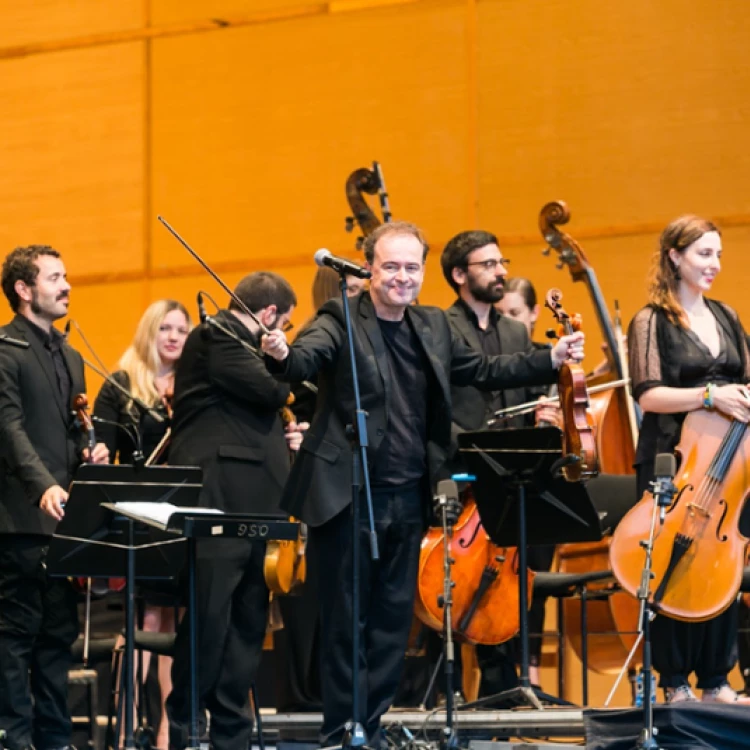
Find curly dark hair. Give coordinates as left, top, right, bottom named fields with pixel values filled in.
left=230, top=271, right=297, bottom=316
left=1, top=245, right=61, bottom=313
left=440, top=230, right=499, bottom=293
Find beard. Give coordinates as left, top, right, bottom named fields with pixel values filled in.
left=468, top=275, right=504, bottom=304
left=30, top=288, right=67, bottom=320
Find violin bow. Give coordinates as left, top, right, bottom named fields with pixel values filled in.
left=158, top=216, right=270, bottom=335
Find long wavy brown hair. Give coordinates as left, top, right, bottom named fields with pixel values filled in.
left=647, top=215, right=720, bottom=327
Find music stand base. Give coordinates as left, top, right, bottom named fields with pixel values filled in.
left=462, top=684, right=575, bottom=711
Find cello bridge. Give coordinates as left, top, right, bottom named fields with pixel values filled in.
left=686, top=502, right=710, bottom=519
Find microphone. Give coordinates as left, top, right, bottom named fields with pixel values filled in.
left=197, top=291, right=208, bottom=324
left=434, top=479, right=461, bottom=528
left=314, top=249, right=372, bottom=280
left=91, top=415, right=144, bottom=466
left=652, top=453, right=677, bottom=524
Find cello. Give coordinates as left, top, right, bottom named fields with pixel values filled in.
left=539, top=201, right=641, bottom=673
left=610, top=409, right=750, bottom=621
left=414, top=492, right=534, bottom=646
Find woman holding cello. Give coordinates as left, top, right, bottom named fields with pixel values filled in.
left=627, top=215, right=750, bottom=704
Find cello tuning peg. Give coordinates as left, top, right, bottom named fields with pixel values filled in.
left=345, top=216, right=355, bottom=232
left=542, top=246, right=552, bottom=256
left=355, top=236, right=365, bottom=251
left=556, top=261, right=564, bottom=270
left=545, top=328, right=557, bottom=340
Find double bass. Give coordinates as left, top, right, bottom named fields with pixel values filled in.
left=539, top=201, right=641, bottom=673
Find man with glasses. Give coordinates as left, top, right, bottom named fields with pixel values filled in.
left=165, top=271, right=307, bottom=750
left=440, top=230, right=558, bottom=696
left=261, top=222, right=584, bottom=749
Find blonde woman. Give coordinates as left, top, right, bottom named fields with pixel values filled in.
left=94, top=299, right=191, bottom=747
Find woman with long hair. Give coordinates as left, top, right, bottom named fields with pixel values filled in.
left=94, top=299, right=191, bottom=746
left=628, top=215, right=750, bottom=703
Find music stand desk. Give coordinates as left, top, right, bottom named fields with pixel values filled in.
left=103, top=503, right=299, bottom=750
left=458, top=426, right=602, bottom=710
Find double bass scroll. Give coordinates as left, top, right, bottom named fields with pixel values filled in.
left=344, top=161, right=391, bottom=250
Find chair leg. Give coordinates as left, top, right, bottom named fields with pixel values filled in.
left=579, top=587, right=589, bottom=707
left=250, top=683, right=265, bottom=750
left=89, top=676, right=99, bottom=750
left=557, top=597, right=566, bottom=700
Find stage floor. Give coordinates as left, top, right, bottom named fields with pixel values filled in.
left=262, top=703, right=750, bottom=749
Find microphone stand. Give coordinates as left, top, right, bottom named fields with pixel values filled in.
left=605, top=464, right=676, bottom=750
left=337, top=273, right=379, bottom=750
left=435, top=487, right=460, bottom=750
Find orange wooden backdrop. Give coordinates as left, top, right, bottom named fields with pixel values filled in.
left=2, top=0, right=750, bottom=705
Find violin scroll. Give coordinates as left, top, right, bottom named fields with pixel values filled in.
left=73, top=393, right=96, bottom=456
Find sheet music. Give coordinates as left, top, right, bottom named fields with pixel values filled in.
left=113, top=502, right=223, bottom=529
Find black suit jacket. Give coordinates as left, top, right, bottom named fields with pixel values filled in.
left=169, top=310, right=291, bottom=517
left=0, top=315, right=86, bottom=536
left=271, top=293, right=557, bottom=527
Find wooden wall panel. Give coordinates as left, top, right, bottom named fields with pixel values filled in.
left=150, top=0, right=324, bottom=26
left=476, top=0, right=750, bottom=233
left=149, top=1, right=468, bottom=270
left=0, top=43, right=146, bottom=276
left=0, top=0, right=143, bottom=47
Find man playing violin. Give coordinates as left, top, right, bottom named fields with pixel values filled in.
left=0, top=245, right=109, bottom=750
left=261, top=221, right=584, bottom=749
left=165, top=271, right=308, bottom=750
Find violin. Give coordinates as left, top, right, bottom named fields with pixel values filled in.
left=263, top=396, right=307, bottom=595
left=414, top=491, right=533, bottom=646
left=344, top=161, right=391, bottom=250
left=611, top=409, right=750, bottom=621
left=544, top=288, right=599, bottom=482
left=145, top=386, right=173, bottom=466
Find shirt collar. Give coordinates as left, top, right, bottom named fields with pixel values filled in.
left=456, top=297, right=499, bottom=331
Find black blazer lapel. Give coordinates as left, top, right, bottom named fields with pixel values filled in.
left=447, top=303, right=482, bottom=352
left=357, top=294, right=390, bottom=402
left=407, top=306, right=451, bottom=404
left=62, top=343, right=84, bottom=407
left=11, top=317, right=68, bottom=422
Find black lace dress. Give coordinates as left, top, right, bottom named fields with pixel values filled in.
left=628, top=299, right=750, bottom=691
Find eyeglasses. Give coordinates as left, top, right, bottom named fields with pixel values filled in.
left=465, top=258, right=511, bottom=272
left=281, top=321, right=294, bottom=334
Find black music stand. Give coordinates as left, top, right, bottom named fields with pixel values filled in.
left=458, top=426, right=601, bottom=710
left=47, top=463, right=203, bottom=750
left=107, top=504, right=299, bottom=750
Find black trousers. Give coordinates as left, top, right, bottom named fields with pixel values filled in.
left=0, top=534, right=79, bottom=750
left=274, top=577, right=323, bottom=712
left=166, top=539, right=269, bottom=750
left=652, top=603, right=739, bottom=690
left=311, top=485, right=424, bottom=748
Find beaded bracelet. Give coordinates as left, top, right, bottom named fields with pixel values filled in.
left=703, top=382, right=715, bottom=410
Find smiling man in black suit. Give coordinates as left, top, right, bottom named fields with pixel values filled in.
left=262, top=221, right=585, bottom=749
